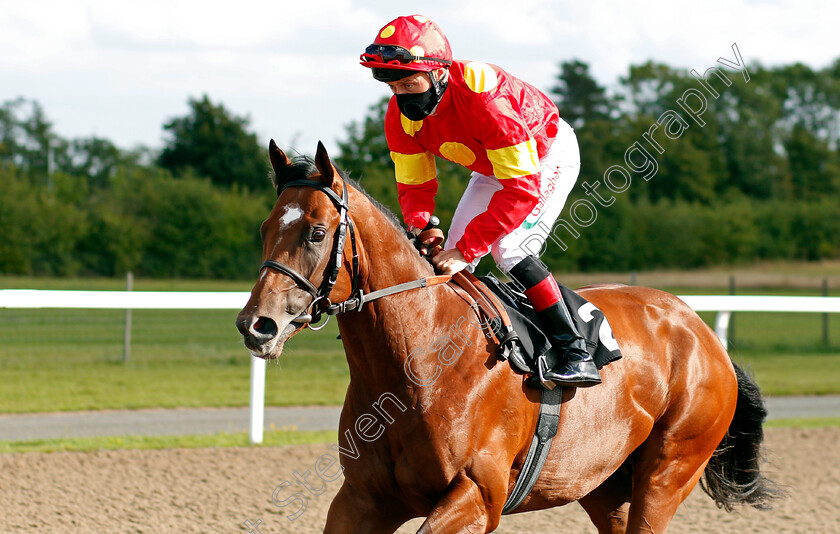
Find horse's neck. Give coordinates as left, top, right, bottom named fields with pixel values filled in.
left=348, top=189, right=438, bottom=292
left=359, top=209, right=433, bottom=289
left=336, top=194, right=469, bottom=391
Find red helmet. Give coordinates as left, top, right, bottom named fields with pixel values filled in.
left=360, top=15, right=452, bottom=81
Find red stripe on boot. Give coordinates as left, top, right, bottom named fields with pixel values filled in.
left=523, top=276, right=563, bottom=313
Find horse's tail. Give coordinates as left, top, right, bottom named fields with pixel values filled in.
left=700, top=362, right=785, bottom=511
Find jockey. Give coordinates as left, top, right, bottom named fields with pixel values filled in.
left=360, top=15, right=600, bottom=388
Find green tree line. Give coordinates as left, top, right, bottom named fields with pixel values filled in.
left=338, top=57, right=840, bottom=274
left=0, top=96, right=269, bottom=278
left=1, top=56, right=839, bottom=279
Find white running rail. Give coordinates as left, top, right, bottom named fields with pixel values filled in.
left=2, top=289, right=839, bottom=444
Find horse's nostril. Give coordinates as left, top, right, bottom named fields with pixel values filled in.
left=252, top=316, right=278, bottom=339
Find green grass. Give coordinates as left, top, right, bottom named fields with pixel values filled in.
left=0, top=276, right=253, bottom=291
left=765, top=417, right=840, bottom=428
left=691, top=296, right=840, bottom=395
left=1, top=419, right=836, bottom=455
left=1, top=274, right=839, bottom=414
left=0, top=278, right=351, bottom=412
left=729, top=352, right=840, bottom=395
left=0, top=307, right=349, bottom=413
left=0, top=429, right=338, bottom=454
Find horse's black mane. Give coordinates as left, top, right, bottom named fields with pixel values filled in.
left=271, top=155, right=405, bottom=233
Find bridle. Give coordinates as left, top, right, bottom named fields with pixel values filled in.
left=260, top=177, right=451, bottom=330
left=260, top=178, right=359, bottom=329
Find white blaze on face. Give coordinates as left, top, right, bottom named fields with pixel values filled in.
left=278, top=204, right=303, bottom=230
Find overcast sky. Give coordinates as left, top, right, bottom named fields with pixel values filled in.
left=2, top=0, right=838, bottom=158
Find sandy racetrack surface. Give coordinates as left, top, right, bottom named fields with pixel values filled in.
left=1, top=427, right=838, bottom=533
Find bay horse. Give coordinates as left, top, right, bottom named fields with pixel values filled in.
left=236, top=140, right=780, bottom=533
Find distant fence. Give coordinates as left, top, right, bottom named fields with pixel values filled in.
left=2, top=289, right=839, bottom=444
left=679, top=295, right=840, bottom=349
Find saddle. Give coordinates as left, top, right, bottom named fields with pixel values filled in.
left=415, top=228, right=623, bottom=388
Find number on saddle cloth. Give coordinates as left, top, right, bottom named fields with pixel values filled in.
left=479, top=275, right=623, bottom=374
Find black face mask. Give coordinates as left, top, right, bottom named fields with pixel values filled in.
left=396, top=73, right=448, bottom=121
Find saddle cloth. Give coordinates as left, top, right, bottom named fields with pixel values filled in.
left=478, top=275, right=623, bottom=375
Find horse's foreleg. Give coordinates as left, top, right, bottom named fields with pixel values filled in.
left=323, top=482, right=404, bottom=534
left=416, top=472, right=506, bottom=534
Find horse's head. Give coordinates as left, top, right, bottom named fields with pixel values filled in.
left=236, top=140, right=356, bottom=359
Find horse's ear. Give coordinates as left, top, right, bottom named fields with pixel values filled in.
left=313, top=141, right=335, bottom=187
left=269, top=139, right=294, bottom=185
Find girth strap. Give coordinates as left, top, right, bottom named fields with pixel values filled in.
left=502, top=386, right=563, bottom=514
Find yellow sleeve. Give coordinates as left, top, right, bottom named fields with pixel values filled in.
left=390, top=151, right=437, bottom=184
left=485, top=139, right=540, bottom=180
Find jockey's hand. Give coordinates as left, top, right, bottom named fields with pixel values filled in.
left=432, top=248, right=469, bottom=274
left=406, top=225, right=430, bottom=255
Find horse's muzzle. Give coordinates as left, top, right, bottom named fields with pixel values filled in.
left=236, top=313, right=277, bottom=346
left=235, top=312, right=297, bottom=359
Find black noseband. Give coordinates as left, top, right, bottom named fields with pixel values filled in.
left=260, top=259, right=319, bottom=297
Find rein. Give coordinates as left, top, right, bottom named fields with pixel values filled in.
left=259, top=174, right=553, bottom=515
left=259, top=178, right=452, bottom=328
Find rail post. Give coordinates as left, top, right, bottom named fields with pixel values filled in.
left=728, top=275, right=736, bottom=349
left=249, top=355, right=266, bottom=445
left=824, top=277, right=830, bottom=349
left=714, top=311, right=732, bottom=350
left=123, top=272, right=133, bottom=364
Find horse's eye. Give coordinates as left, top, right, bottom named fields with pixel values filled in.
left=311, top=228, right=327, bottom=242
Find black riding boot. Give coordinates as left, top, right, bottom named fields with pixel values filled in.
left=509, top=256, right=601, bottom=388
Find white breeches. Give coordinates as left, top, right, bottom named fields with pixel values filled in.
left=444, top=119, right=580, bottom=272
